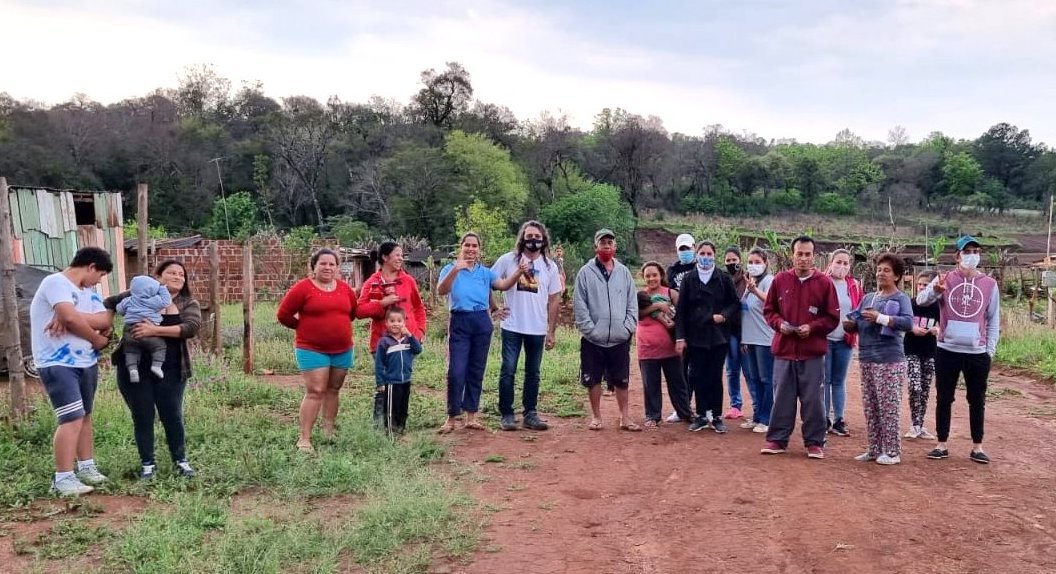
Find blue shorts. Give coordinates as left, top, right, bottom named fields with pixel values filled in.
left=295, top=348, right=354, bottom=372
left=39, top=365, right=99, bottom=424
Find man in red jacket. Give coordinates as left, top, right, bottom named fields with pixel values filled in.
left=760, top=236, right=840, bottom=458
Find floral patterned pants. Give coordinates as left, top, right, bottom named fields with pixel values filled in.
left=906, top=354, right=935, bottom=428
left=860, top=361, right=907, bottom=457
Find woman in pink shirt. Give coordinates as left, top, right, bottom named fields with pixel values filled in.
left=637, top=262, right=693, bottom=427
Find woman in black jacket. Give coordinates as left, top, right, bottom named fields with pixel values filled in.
left=674, top=241, right=740, bottom=434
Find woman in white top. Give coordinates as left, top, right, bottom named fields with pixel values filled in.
left=738, top=247, right=776, bottom=433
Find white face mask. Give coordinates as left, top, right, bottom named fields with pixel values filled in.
left=960, top=253, right=980, bottom=270
left=746, top=263, right=766, bottom=277
left=830, top=265, right=849, bottom=279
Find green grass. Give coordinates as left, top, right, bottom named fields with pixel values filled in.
left=0, top=300, right=589, bottom=573
left=995, top=308, right=1056, bottom=382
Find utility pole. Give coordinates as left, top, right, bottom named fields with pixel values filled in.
left=210, top=157, right=232, bottom=239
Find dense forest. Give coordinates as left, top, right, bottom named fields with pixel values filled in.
left=2, top=62, right=1054, bottom=256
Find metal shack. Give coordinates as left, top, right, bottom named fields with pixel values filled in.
left=5, top=186, right=127, bottom=296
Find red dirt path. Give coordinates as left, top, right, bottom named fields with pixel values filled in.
left=443, top=362, right=1056, bottom=574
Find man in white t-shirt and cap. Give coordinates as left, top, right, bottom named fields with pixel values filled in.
left=663, top=232, right=697, bottom=423
left=492, top=220, right=564, bottom=431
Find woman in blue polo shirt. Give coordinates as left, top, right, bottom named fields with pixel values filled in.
left=437, top=232, right=526, bottom=433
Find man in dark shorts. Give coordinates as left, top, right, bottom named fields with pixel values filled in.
left=573, top=229, right=640, bottom=431
left=29, top=247, right=114, bottom=496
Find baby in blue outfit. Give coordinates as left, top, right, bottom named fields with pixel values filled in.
left=117, top=276, right=172, bottom=382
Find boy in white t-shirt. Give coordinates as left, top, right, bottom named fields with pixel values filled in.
left=29, top=247, right=114, bottom=496
left=492, top=221, right=563, bottom=431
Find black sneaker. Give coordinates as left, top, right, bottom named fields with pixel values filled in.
left=926, top=448, right=949, bottom=459
left=711, top=418, right=728, bottom=434
left=830, top=419, right=850, bottom=437
left=969, top=450, right=990, bottom=464
left=688, top=417, right=710, bottom=432
left=500, top=415, right=518, bottom=431
left=522, top=412, right=549, bottom=431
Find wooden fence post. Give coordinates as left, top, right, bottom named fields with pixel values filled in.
left=209, top=241, right=222, bottom=355
left=137, top=183, right=149, bottom=275
left=242, top=240, right=255, bottom=374
left=0, top=176, right=27, bottom=422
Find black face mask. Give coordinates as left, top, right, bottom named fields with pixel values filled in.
left=524, top=239, right=543, bottom=252
left=726, top=263, right=741, bottom=275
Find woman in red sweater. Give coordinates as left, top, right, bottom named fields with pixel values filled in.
left=277, top=248, right=358, bottom=453
left=357, top=241, right=427, bottom=427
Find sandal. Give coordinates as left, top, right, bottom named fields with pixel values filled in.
left=619, top=421, right=642, bottom=432
left=437, top=421, right=456, bottom=434
left=296, top=440, right=315, bottom=454
left=463, top=421, right=486, bottom=431
left=643, top=420, right=658, bottom=429
left=587, top=419, right=603, bottom=431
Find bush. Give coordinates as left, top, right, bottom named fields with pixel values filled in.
left=771, top=189, right=804, bottom=211
left=327, top=215, right=373, bottom=246
left=541, top=182, right=634, bottom=251
left=813, top=192, right=856, bottom=216
left=682, top=195, right=717, bottom=214
left=205, top=191, right=261, bottom=240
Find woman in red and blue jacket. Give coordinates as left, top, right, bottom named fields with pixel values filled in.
left=823, top=249, right=863, bottom=437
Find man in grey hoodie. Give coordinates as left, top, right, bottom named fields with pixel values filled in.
left=574, top=229, right=640, bottom=431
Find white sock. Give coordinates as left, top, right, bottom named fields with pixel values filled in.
left=77, top=459, right=95, bottom=471
left=142, top=464, right=156, bottom=473
left=151, top=365, right=164, bottom=377
left=54, top=471, right=75, bottom=482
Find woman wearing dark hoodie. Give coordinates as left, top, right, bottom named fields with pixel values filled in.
left=357, top=241, right=428, bottom=428
left=675, top=241, right=740, bottom=434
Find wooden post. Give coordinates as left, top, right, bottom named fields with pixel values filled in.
left=242, top=240, right=255, bottom=374
left=136, top=183, right=149, bottom=275
left=0, top=177, right=27, bottom=422
left=209, top=241, right=222, bottom=355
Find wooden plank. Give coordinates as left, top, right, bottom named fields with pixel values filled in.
left=96, top=227, right=111, bottom=298
left=113, top=224, right=127, bottom=292
left=0, top=176, right=28, bottom=421
left=107, top=192, right=122, bottom=227
left=11, top=237, right=23, bottom=264
left=137, top=184, right=148, bottom=275
left=94, top=193, right=107, bottom=228
left=8, top=189, right=22, bottom=238
left=16, top=188, right=39, bottom=230
left=36, top=190, right=59, bottom=237
left=60, top=192, right=77, bottom=231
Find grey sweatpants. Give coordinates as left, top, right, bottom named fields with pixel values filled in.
left=766, top=357, right=827, bottom=448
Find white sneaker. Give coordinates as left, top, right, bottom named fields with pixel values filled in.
left=918, top=427, right=936, bottom=440
left=740, top=420, right=757, bottom=429
left=150, top=365, right=165, bottom=378
left=904, top=426, right=922, bottom=439
left=52, top=475, right=94, bottom=496
left=665, top=412, right=682, bottom=423
left=854, top=452, right=877, bottom=462
left=76, top=464, right=108, bottom=485
left=752, top=424, right=768, bottom=434
left=876, top=454, right=901, bottom=465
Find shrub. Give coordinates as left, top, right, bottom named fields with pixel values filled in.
left=771, top=189, right=804, bottom=211
left=813, top=192, right=856, bottom=216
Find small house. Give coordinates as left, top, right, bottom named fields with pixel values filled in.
left=5, top=186, right=127, bottom=296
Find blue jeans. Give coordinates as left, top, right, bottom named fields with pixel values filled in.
left=498, top=329, right=545, bottom=417
left=447, top=311, right=493, bottom=417
left=824, top=339, right=853, bottom=422
left=742, top=344, right=774, bottom=425
left=725, top=334, right=744, bottom=410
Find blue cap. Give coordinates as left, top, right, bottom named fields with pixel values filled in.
left=956, top=235, right=981, bottom=251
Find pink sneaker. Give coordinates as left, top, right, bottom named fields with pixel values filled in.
left=724, top=407, right=743, bottom=420
left=807, top=445, right=825, bottom=459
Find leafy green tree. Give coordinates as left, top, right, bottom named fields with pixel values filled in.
left=942, top=151, right=983, bottom=197
left=444, top=130, right=529, bottom=223
left=383, top=144, right=457, bottom=243
left=122, top=219, right=168, bottom=241
left=541, top=180, right=634, bottom=262
left=205, top=191, right=261, bottom=240
left=327, top=214, right=373, bottom=246
left=454, top=200, right=513, bottom=262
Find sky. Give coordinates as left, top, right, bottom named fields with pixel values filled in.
left=3, top=0, right=1055, bottom=145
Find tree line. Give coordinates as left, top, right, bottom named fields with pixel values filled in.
left=2, top=62, right=1053, bottom=257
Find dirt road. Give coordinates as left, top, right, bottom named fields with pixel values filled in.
left=446, top=363, right=1056, bottom=574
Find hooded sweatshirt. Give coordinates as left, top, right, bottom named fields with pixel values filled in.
left=374, top=333, right=423, bottom=385
left=763, top=269, right=841, bottom=360
left=916, top=269, right=1000, bottom=356
left=117, top=275, right=172, bottom=326
left=573, top=258, right=638, bottom=348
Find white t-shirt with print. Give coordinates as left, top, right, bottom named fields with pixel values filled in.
left=30, top=273, right=106, bottom=369
left=492, top=251, right=563, bottom=336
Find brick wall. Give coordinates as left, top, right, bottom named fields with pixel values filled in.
left=125, top=239, right=313, bottom=304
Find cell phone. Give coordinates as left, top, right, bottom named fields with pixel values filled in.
left=846, top=310, right=863, bottom=321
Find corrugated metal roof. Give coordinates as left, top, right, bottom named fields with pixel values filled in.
left=7, top=185, right=121, bottom=195
left=124, top=234, right=204, bottom=252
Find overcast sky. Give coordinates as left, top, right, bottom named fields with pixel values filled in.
left=3, top=0, right=1055, bottom=145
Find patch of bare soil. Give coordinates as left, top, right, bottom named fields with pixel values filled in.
left=443, top=360, right=1056, bottom=574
